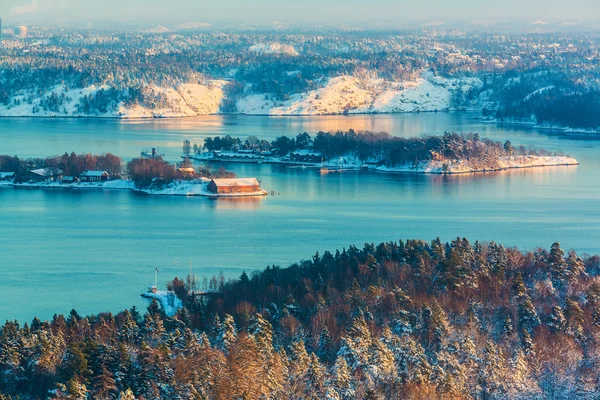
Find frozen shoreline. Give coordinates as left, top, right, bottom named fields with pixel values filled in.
left=483, top=118, right=600, bottom=135
left=192, top=154, right=579, bottom=175
left=0, top=179, right=268, bottom=197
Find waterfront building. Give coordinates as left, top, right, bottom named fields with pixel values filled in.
left=207, top=178, right=261, bottom=194
left=80, top=170, right=109, bottom=182
left=29, top=168, right=63, bottom=183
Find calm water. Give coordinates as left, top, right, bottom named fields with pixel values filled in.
left=1, top=113, right=600, bottom=322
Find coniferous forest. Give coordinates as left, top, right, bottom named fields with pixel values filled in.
left=1, top=238, right=599, bottom=399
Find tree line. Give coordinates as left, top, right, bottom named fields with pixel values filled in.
left=0, top=153, right=235, bottom=188
left=201, top=130, right=552, bottom=167
left=1, top=238, right=600, bottom=399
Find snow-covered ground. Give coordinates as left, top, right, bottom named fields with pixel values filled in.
left=486, top=118, right=600, bottom=135
left=248, top=42, right=299, bottom=56
left=141, top=291, right=182, bottom=316
left=0, top=179, right=268, bottom=197
left=0, top=74, right=481, bottom=118
left=373, top=155, right=579, bottom=174
left=237, top=75, right=482, bottom=115
left=194, top=152, right=579, bottom=175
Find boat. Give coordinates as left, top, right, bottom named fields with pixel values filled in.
left=141, top=147, right=166, bottom=159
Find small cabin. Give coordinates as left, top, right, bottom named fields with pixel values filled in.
left=289, top=151, right=322, bottom=163
left=61, top=176, right=79, bottom=184
left=207, top=178, right=260, bottom=194
left=29, top=168, right=63, bottom=183
left=0, top=172, right=15, bottom=181
left=176, top=167, right=196, bottom=178
left=80, top=170, right=109, bottom=182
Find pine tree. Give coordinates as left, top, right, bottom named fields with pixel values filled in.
left=566, top=250, right=586, bottom=284
left=216, top=314, right=237, bottom=354
left=118, top=310, right=140, bottom=344
left=93, top=366, right=117, bottom=399
left=517, top=296, right=540, bottom=333
left=304, top=353, right=326, bottom=399
left=511, top=272, right=527, bottom=298
left=547, top=306, right=567, bottom=334
left=502, top=314, right=514, bottom=339
left=117, top=388, right=136, bottom=400
left=549, top=242, right=567, bottom=285
left=329, top=356, right=354, bottom=399
left=317, top=326, right=334, bottom=362
left=477, top=342, right=504, bottom=400
left=519, top=329, right=535, bottom=357
left=565, top=299, right=585, bottom=339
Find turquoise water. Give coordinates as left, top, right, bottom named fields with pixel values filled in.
left=1, top=113, right=599, bottom=322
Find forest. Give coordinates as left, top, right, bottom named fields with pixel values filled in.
left=202, top=130, right=552, bottom=168
left=1, top=238, right=600, bottom=399
left=492, top=72, right=600, bottom=130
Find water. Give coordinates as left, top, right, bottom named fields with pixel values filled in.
left=1, top=113, right=600, bottom=322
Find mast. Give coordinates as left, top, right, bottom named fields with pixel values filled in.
left=154, top=267, right=158, bottom=288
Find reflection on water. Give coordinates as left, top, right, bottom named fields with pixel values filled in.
left=208, top=196, right=265, bottom=211
left=0, top=113, right=600, bottom=322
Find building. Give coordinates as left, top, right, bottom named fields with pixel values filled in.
left=176, top=167, right=196, bottom=178
left=15, top=26, right=27, bottom=38
left=29, top=168, right=63, bottom=183
left=0, top=172, right=15, bottom=181
left=80, top=170, right=109, bottom=182
left=61, top=176, right=79, bottom=184
left=207, top=178, right=260, bottom=194
left=289, top=151, right=322, bottom=164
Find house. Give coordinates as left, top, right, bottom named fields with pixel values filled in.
left=207, top=178, right=261, bottom=194
left=289, top=151, right=322, bottom=164
left=176, top=167, right=196, bottom=178
left=61, top=176, right=79, bottom=184
left=0, top=172, right=15, bottom=181
left=80, top=170, right=109, bottom=182
left=29, top=168, right=63, bottom=183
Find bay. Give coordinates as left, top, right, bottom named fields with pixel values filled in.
left=0, top=112, right=599, bottom=322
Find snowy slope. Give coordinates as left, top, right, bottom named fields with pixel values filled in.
left=0, top=75, right=481, bottom=118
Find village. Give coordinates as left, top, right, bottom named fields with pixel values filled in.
left=0, top=151, right=268, bottom=197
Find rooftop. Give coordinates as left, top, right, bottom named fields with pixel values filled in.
left=31, top=168, right=63, bottom=177
left=210, top=178, right=260, bottom=187
left=80, top=170, right=108, bottom=177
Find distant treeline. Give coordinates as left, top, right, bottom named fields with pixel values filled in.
left=491, top=73, right=600, bottom=130
left=202, top=130, right=553, bottom=167
left=1, top=238, right=600, bottom=399
left=0, top=153, right=122, bottom=183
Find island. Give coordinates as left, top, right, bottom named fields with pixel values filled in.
left=188, top=130, right=579, bottom=174
left=0, top=153, right=267, bottom=197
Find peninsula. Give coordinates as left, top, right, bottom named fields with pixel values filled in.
left=189, top=131, right=579, bottom=174
left=0, top=153, right=267, bottom=197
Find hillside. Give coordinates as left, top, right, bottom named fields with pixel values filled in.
left=0, top=75, right=481, bottom=118
left=1, top=238, right=599, bottom=399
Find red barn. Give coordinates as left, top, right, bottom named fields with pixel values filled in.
left=207, top=178, right=260, bottom=194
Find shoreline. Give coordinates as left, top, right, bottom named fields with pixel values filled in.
left=192, top=154, right=579, bottom=175
left=0, top=179, right=268, bottom=198
left=0, top=109, right=472, bottom=120
left=482, top=118, right=600, bottom=135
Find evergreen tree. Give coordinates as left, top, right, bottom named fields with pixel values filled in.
left=547, top=306, right=567, bottom=334
left=216, top=314, right=237, bottom=354
left=517, top=296, right=540, bottom=333
left=565, top=299, right=585, bottom=339
left=549, top=242, right=567, bottom=285
left=317, top=326, right=334, bottom=362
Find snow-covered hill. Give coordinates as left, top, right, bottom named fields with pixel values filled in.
left=0, top=74, right=482, bottom=118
